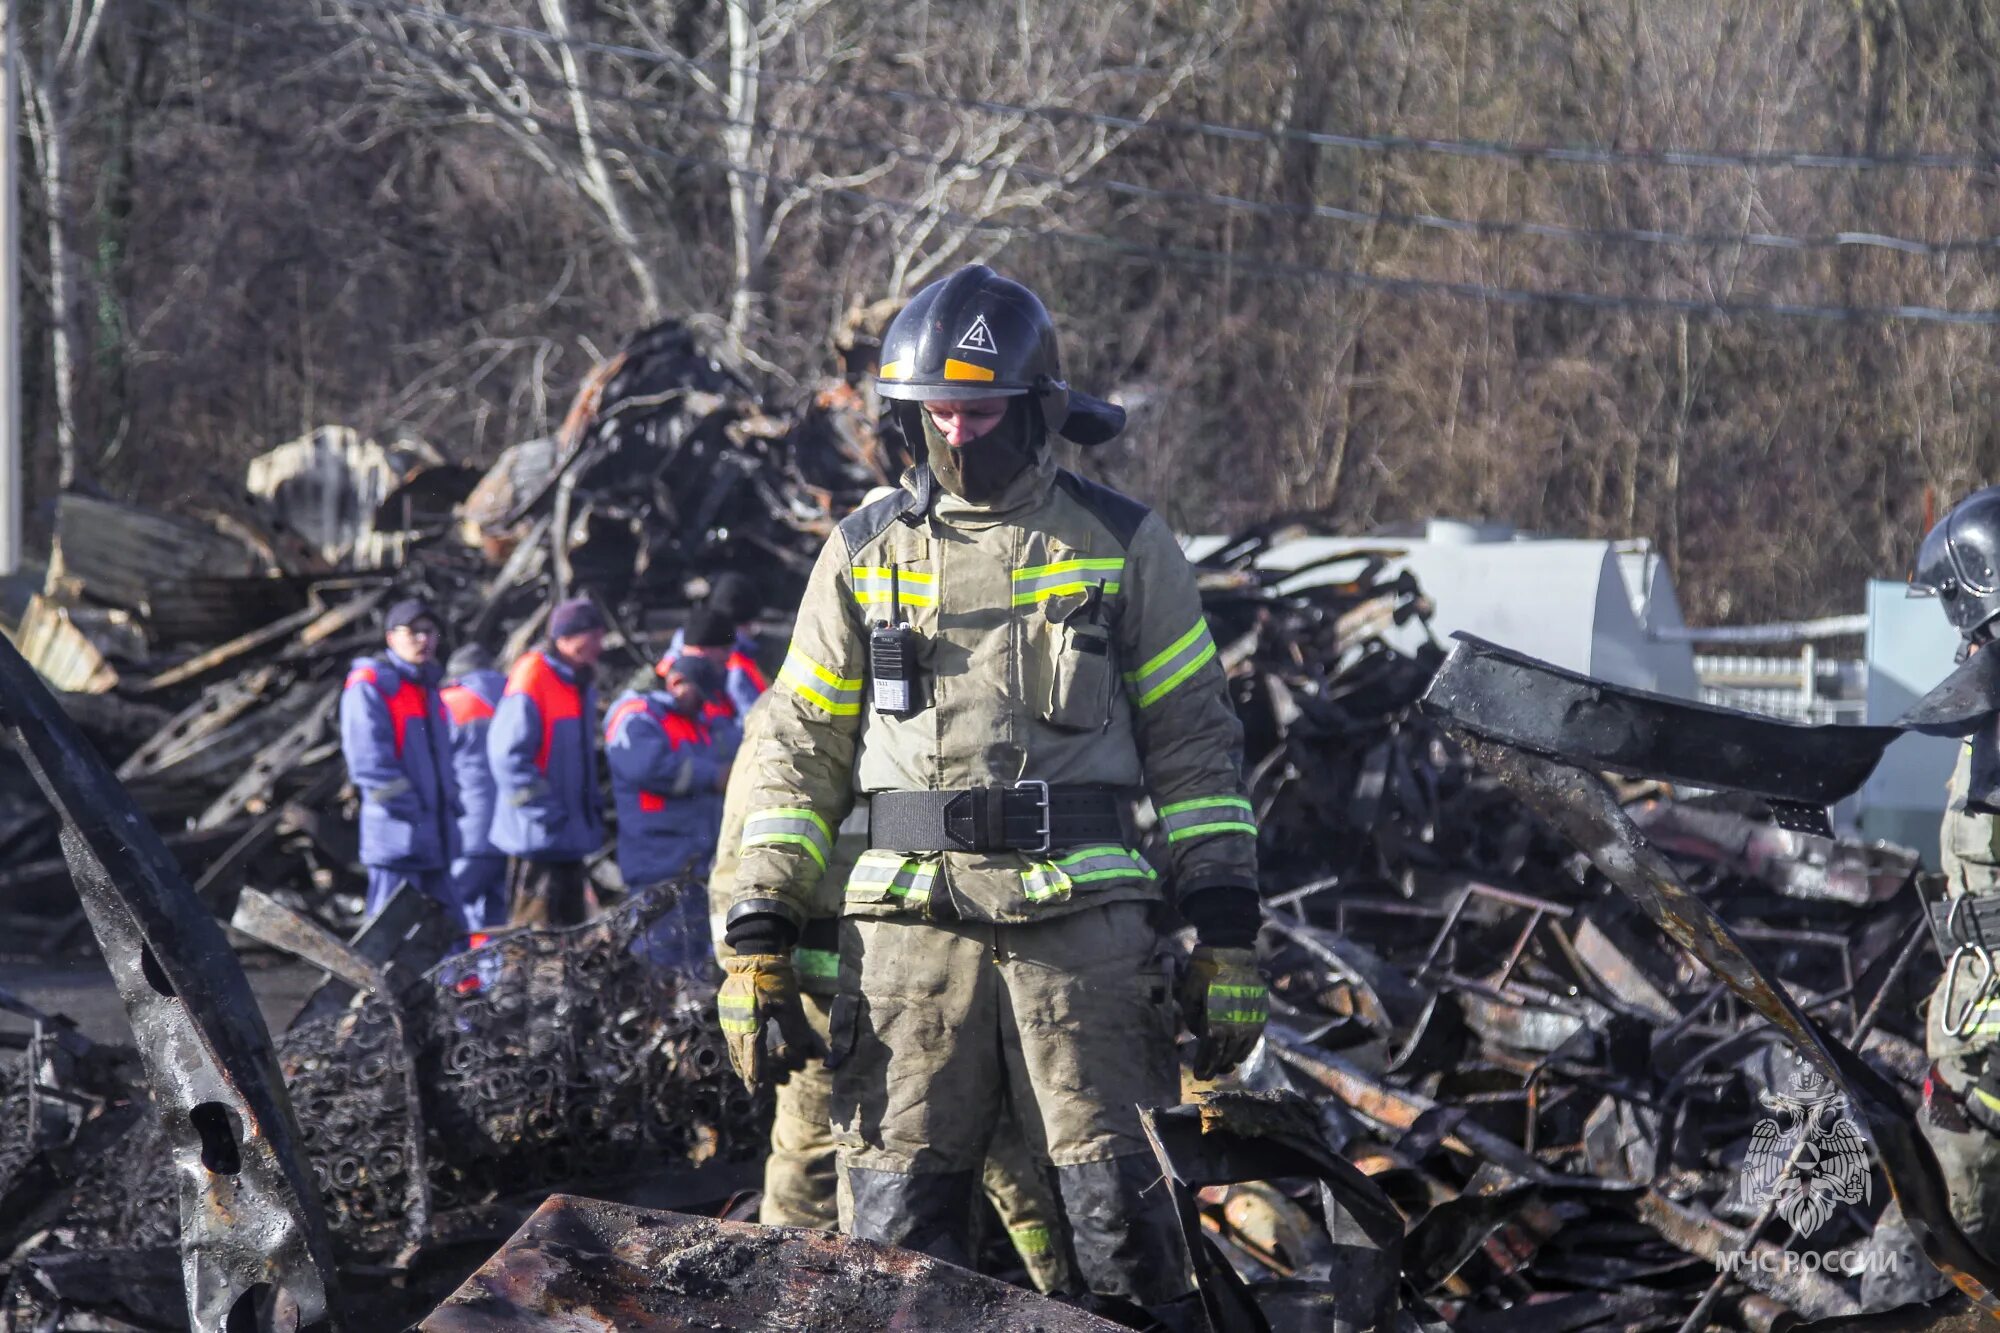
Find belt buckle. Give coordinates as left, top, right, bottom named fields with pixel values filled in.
left=1014, top=779, right=1052, bottom=855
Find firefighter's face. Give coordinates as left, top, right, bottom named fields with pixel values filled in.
left=924, top=397, right=1009, bottom=446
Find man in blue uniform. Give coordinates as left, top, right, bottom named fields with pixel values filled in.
left=607, top=651, right=740, bottom=969
left=490, top=597, right=608, bottom=928
left=440, top=644, right=509, bottom=935
left=339, top=598, right=460, bottom=922
left=668, top=575, right=769, bottom=717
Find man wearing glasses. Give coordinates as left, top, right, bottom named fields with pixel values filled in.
left=339, top=597, right=462, bottom=924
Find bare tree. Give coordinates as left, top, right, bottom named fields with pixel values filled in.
left=19, top=0, right=115, bottom=488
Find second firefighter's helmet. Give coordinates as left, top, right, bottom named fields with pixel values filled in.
left=875, top=265, right=1125, bottom=445
left=1914, top=486, right=2000, bottom=638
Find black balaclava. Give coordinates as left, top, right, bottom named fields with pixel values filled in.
left=920, top=398, right=1042, bottom=503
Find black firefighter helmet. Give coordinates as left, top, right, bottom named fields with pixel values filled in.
left=875, top=265, right=1126, bottom=446
left=1914, top=486, right=2000, bottom=639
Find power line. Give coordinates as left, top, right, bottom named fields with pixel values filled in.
left=420, top=51, right=2000, bottom=260
left=330, top=0, right=2000, bottom=173
left=152, top=0, right=2000, bottom=327
left=508, top=107, right=2000, bottom=328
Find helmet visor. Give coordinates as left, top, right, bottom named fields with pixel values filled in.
left=1953, top=513, right=2000, bottom=596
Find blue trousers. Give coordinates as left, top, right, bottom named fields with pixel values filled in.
left=450, top=855, right=510, bottom=935
left=364, top=866, right=452, bottom=925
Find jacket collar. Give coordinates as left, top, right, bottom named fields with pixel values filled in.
left=927, top=445, right=1057, bottom=528
left=381, top=649, right=441, bottom=687
left=539, top=647, right=584, bottom=686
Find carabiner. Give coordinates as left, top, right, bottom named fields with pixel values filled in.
left=1944, top=938, right=1997, bottom=1039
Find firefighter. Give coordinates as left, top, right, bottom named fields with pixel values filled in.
left=339, top=598, right=460, bottom=922
left=440, top=644, right=509, bottom=935
left=490, top=597, right=607, bottom=928
left=668, top=574, right=770, bottom=716
left=1912, top=486, right=2000, bottom=1254
left=710, top=691, right=1074, bottom=1294
left=607, top=651, right=740, bottom=970
left=716, top=265, right=1267, bottom=1309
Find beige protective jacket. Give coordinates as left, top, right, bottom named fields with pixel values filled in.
left=729, top=449, right=1256, bottom=928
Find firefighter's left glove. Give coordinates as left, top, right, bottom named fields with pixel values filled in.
left=718, top=953, right=823, bottom=1091
left=1180, top=946, right=1269, bottom=1080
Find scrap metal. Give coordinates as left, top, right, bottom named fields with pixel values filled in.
left=0, top=621, right=341, bottom=1328
left=419, top=1194, right=1123, bottom=1332
left=0, top=320, right=1985, bottom=1329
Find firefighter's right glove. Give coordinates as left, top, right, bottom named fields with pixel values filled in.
left=1180, top=946, right=1269, bottom=1080
left=718, top=953, right=823, bottom=1091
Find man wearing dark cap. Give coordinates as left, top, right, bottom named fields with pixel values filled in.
left=666, top=606, right=748, bottom=723
left=606, top=649, right=742, bottom=970
left=489, top=596, right=608, bottom=927
left=669, top=573, right=769, bottom=716
left=339, top=598, right=461, bottom=922
left=440, top=644, right=510, bottom=935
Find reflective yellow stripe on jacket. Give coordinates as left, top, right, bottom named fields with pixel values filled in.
left=1011, top=558, right=1124, bottom=606
left=1159, top=796, right=1256, bottom=843
left=1126, top=618, right=1218, bottom=707
left=778, top=648, right=862, bottom=716
left=848, top=850, right=937, bottom=907
left=743, top=807, right=834, bottom=868
left=851, top=567, right=936, bottom=608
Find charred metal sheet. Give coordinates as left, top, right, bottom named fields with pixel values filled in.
left=196, top=767, right=345, bottom=904
left=12, top=593, right=142, bottom=693
left=289, top=884, right=454, bottom=1030
left=0, top=630, right=342, bottom=1327
left=1421, top=633, right=1900, bottom=833
left=244, top=426, right=448, bottom=570
left=131, top=602, right=322, bottom=695
left=1141, top=1092, right=1406, bottom=1333
left=418, top=1194, right=1123, bottom=1331
left=194, top=685, right=336, bottom=831
left=49, top=493, right=266, bottom=614
left=1898, top=647, right=2000, bottom=737
left=1444, top=734, right=2000, bottom=1318
left=231, top=890, right=387, bottom=997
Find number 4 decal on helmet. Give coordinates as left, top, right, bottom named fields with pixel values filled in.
left=956, top=315, right=997, bottom=355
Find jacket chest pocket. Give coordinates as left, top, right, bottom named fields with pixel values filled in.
left=1028, top=587, right=1118, bottom=732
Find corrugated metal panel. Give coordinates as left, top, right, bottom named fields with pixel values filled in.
left=245, top=425, right=443, bottom=569
left=146, top=575, right=310, bottom=649
left=7, top=594, right=147, bottom=693
left=48, top=494, right=263, bottom=613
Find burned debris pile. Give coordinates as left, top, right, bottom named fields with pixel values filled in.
left=1169, top=530, right=1944, bottom=1329
left=0, top=320, right=904, bottom=951
left=0, top=320, right=1959, bottom=1329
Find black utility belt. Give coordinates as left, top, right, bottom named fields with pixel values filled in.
left=868, top=783, right=1128, bottom=855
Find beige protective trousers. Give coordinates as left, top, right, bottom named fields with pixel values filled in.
left=827, top=901, right=1193, bottom=1305
left=1922, top=745, right=2000, bottom=1256
left=762, top=991, right=1073, bottom=1293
